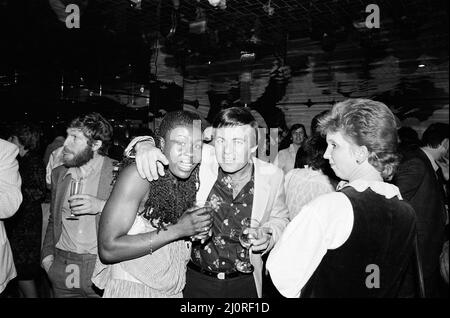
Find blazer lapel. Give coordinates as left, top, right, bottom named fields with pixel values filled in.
left=54, top=169, right=71, bottom=240
left=251, top=157, right=270, bottom=222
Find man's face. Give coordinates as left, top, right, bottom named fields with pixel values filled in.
left=213, top=125, right=257, bottom=174
left=63, top=128, right=94, bottom=168
left=324, top=131, right=359, bottom=181
left=292, top=128, right=305, bottom=145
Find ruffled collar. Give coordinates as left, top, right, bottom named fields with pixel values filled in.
left=336, top=179, right=403, bottom=200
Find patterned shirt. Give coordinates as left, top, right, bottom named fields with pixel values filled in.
left=191, top=166, right=255, bottom=273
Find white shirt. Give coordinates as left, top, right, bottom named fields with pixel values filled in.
left=266, top=179, right=403, bottom=298
left=273, top=144, right=300, bottom=174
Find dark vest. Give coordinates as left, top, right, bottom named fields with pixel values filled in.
left=301, top=187, right=416, bottom=298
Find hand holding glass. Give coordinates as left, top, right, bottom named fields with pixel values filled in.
left=67, top=179, right=83, bottom=220
left=236, top=218, right=260, bottom=273
left=190, top=200, right=214, bottom=242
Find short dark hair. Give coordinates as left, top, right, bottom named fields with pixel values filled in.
left=421, top=123, right=449, bottom=148
left=11, top=123, right=41, bottom=151
left=212, top=107, right=257, bottom=129
left=318, top=99, right=399, bottom=181
left=294, top=134, right=328, bottom=171
left=68, top=112, right=113, bottom=156
left=212, top=107, right=258, bottom=145
left=157, top=110, right=203, bottom=142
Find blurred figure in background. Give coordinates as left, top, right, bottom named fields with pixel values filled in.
left=274, top=123, right=307, bottom=174
left=43, top=122, right=66, bottom=168
left=285, top=134, right=336, bottom=220
left=6, top=123, right=46, bottom=297
left=398, top=126, right=421, bottom=153
left=394, top=122, right=449, bottom=297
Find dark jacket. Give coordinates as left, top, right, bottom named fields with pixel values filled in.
left=393, top=147, right=447, bottom=297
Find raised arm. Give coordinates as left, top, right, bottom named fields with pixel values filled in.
left=98, top=163, right=212, bottom=264
left=124, top=136, right=169, bottom=181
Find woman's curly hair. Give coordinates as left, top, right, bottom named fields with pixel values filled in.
left=117, top=110, right=202, bottom=232
left=318, top=99, right=400, bottom=181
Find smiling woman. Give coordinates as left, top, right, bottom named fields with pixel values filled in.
left=93, top=110, right=213, bottom=298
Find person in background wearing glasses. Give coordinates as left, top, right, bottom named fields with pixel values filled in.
left=125, top=107, right=289, bottom=298
left=41, top=112, right=116, bottom=298
left=274, top=123, right=308, bottom=174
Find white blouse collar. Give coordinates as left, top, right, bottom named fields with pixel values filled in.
left=337, top=179, right=403, bottom=200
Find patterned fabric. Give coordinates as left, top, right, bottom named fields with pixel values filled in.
left=5, top=152, right=46, bottom=280
left=284, top=167, right=335, bottom=220
left=191, top=167, right=254, bottom=273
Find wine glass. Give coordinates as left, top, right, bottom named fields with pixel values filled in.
left=190, top=200, right=214, bottom=242
left=236, top=218, right=260, bottom=273
left=67, top=178, right=83, bottom=220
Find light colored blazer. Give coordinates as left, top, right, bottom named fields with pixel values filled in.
left=196, top=144, right=289, bottom=297
left=0, top=139, right=22, bottom=293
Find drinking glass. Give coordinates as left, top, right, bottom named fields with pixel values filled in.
left=190, top=200, right=214, bottom=242
left=67, top=178, right=83, bottom=220
left=236, top=218, right=260, bottom=273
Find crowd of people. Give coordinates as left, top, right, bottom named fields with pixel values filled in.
left=0, top=98, right=448, bottom=298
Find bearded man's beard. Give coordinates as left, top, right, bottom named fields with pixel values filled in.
left=63, top=145, right=94, bottom=168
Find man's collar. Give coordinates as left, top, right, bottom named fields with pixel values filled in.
left=420, top=147, right=439, bottom=172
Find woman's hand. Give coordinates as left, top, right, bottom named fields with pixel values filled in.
left=174, top=207, right=213, bottom=238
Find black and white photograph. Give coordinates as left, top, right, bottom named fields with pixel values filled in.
left=0, top=0, right=448, bottom=308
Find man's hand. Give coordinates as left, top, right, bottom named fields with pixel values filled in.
left=135, top=141, right=169, bottom=181
left=250, top=227, right=273, bottom=254
left=69, top=194, right=105, bottom=215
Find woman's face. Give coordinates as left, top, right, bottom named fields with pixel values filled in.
left=323, top=130, right=359, bottom=181
left=164, top=126, right=203, bottom=179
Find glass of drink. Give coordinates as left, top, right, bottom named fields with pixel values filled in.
left=67, top=178, right=83, bottom=220
left=236, top=218, right=260, bottom=273
left=190, top=200, right=214, bottom=242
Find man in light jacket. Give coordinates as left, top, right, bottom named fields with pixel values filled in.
left=0, top=138, right=23, bottom=295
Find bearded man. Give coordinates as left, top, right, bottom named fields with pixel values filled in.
left=41, top=112, right=116, bottom=298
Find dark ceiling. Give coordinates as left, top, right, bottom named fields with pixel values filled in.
left=0, top=0, right=448, bottom=121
